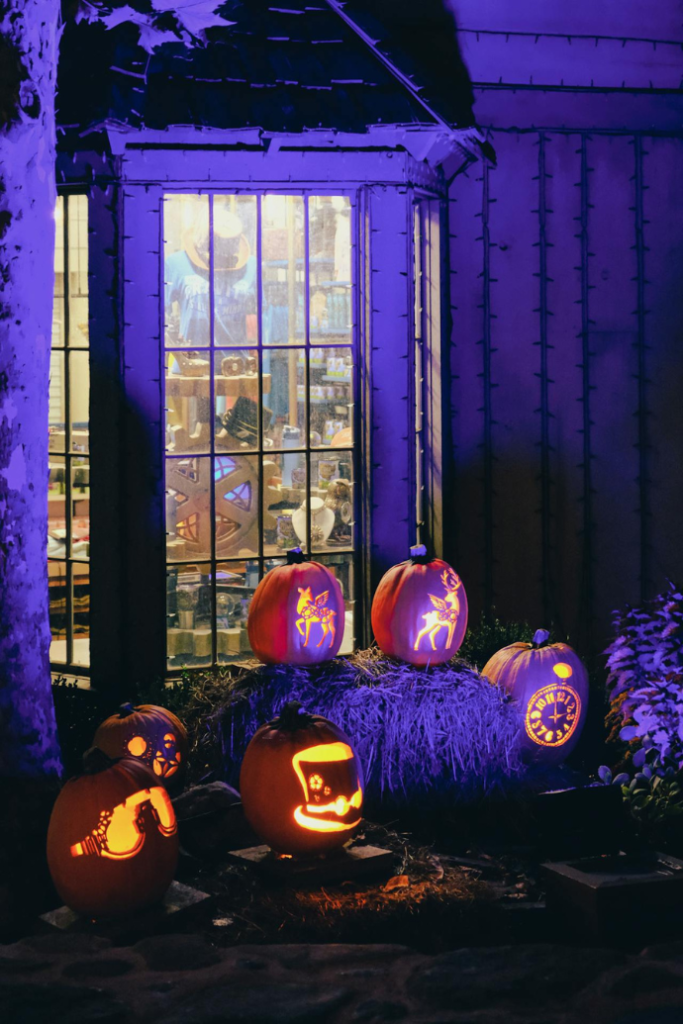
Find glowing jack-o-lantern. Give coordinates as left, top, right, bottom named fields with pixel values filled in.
left=482, top=629, right=589, bottom=763
left=239, top=702, right=364, bottom=856
left=93, top=703, right=188, bottom=791
left=371, top=547, right=469, bottom=666
left=247, top=548, right=345, bottom=665
left=47, top=749, right=179, bottom=918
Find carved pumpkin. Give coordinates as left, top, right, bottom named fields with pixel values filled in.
left=482, top=629, right=589, bottom=763
left=240, top=702, right=364, bottom=856
left=93, top=703, right=188, bottom=791
left=247, top=548, right=344, bottom=665
left=47, top=748, right=179, bottom=918
left=371, top=547, right=468, bottom=666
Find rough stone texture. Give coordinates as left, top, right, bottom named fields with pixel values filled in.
left=0, top=939, right=683, bottom=1022
left=133, top=934, right=223, bottom=971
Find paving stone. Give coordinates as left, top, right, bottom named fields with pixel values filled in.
left=62, top=957, right=136, bottom=979
left=602, top=962, right=683, bottom=998
left=407, top=944, right=625, bottom=1010
left=352, top=997, right=408, bottom=1021
left=165, top=981, right=353, bottom=1023
left=133, top=933, right=222, bottom=971
left=236, top=957, right=269, bottom=970
left=0, top=982, right=127, bottom=1024
left=20, top=933, right=112, bottom=955
left=0, top=954, right=52, bottom=974
left=642, top=941, right=683, bottom=962
left=610, top=1010, right=683, bottom=1024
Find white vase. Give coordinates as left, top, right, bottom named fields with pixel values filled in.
left=292, top=497, right=335, bottom=548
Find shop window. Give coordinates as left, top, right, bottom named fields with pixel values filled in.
left=163, top=193, right=357, bottom=669
left=49, top=194, right=90, bottom=669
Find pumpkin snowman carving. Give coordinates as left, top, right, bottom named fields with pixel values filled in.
left=93, top=703, right=188, bottom=790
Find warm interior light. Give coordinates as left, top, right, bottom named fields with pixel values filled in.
left=127, top=735, right=147, bottom=757
left=525, top=684, right=581, bottom=748
left=413, top=568, right=462, bottom=652
left=70, top=786, right=177, bottom=860
left=553, top=662, right=573, bottom=679
left=295, top=587, right=336, bottom=648
left=291, top=741, right=362, bottom=833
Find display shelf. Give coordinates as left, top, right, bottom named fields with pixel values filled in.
left=166, top=373, right=271, bottom=398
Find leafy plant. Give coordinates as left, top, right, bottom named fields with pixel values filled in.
left=598, top=742, right=683, bottom=841
left=459, top=613, right=535, bottom=670
left=605, top=581, right=683, bottom=766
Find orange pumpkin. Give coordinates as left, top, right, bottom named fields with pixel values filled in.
left=371, top=548, right=468, bottom=666
left=482, top=629, right=589, bottom=763
left=240, top=702, right=364, bottom=856
left=47, top=748, right=178, bottom=918
left=247, top=548, right=344, bottom=665
left=93, top=703, right=188, bottom=790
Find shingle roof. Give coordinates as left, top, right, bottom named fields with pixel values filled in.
left=56, top=0, right=474, bottom=140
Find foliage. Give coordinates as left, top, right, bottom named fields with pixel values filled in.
left=605, top=581, right=683, bottom=766
left=598, top=741, right=683, bottom=846
left=206, top=648, right=524, bottom=808
left=458, top=613, right=535, bottom=671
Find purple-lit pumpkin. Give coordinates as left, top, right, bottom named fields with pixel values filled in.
left=482, top=629, right=589, bottom=763
left=247, top=549, right=344, bottom=665
left=93, top=703, right=188, bottom=791
left=47, top=749, right=178, bottom=918
left=371, top=549, right=468, bottom=666
left=240, top=702, right=364, bottom=856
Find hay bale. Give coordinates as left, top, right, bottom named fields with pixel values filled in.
left=208, top=650, right=523, bottom=807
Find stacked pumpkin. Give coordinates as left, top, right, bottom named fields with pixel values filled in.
left=47, top=703, right=187, bottom=919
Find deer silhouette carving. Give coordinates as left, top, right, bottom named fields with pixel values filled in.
left=296, top=587, right=336, bottom=648
left=413, top=568, right=462, bottom=652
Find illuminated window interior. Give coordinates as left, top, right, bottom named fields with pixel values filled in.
left=163, top=193, right=357, bottom=669
left=49, top=194, right=90, bottom=669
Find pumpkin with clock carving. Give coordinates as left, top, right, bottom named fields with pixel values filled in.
left=93, top=703, right=188, bottom=791
left=47, top=748, right=179, bottom=918
left=482, top=629, right=589, bottom=763
left=247, top=548, right=344, bottom=665
left=240, top=702, right=364, bottom=856
left=371, top=547, right=468, bottom=667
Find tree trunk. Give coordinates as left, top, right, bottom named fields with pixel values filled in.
left=0, top=0, right=62, bottom=779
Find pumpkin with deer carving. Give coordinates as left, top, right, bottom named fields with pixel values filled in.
left=371, top=548, right=468, bottom=666
left=247, top=548, right=345, bottom=665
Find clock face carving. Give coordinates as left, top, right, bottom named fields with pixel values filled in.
left=525, top=683, right=581, bottom=748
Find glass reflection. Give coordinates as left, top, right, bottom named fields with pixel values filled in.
left=164, top=194, right=210, bottom=348
left=309, top=196, right=352, bottom=345
left=262, top=195, right=304, bottom=346
left=213, top=195, right=257, bottom=347
left=166, top=564, right=213, bottom=669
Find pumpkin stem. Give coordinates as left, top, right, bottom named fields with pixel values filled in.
left=275, top=701, right=314, bottom=732
left=118, top=702, right=136, bottom=718
left=82, top=747, right=117, bottom=775
left=532, top=628, right=551, bottom=648
left=287, top=547, right=308, bottom=565
left=410, top=544, right=432, bottom=565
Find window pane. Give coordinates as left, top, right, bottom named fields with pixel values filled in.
left=52, top=197, right=65, bottom=349
left=68, top=194, right=89, bottom=347
left=309, top=196, right=352, bottom=345
left=69, top=350, right=89, bottom=453
left=215, top=349, right=259, bottom=453
left=164, top=194, right=210, bottom=348
left=262, top=195, right=304, bottom=346
left=316, top=553, right=355, bottom=654
left=72, top=562, right=90, bottom=667
left=263, top=452, right=306, bottom=556
left=311, top=449, right=354, bottom=553
left=309, top=345, right=353, bottom=447
left=166, top=456, right=212, bottom=561
left=262, top=348, right=306, bottom=450
left=215, top=454, right=260, bottom=558
left=216, top=561, right=255, bottom=662
left=165, top=351, right=211, bottom=454
left=49, top=351, right=66, bottom=452
left=48, top=456, right=67, bottom=559
left=213, top=195, right=257, bottom=347
left=166, top=564, right=213, bottom=669
left=71, top=457, right=90, bottom=559
left=48, top=560, right=67, bottom=663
